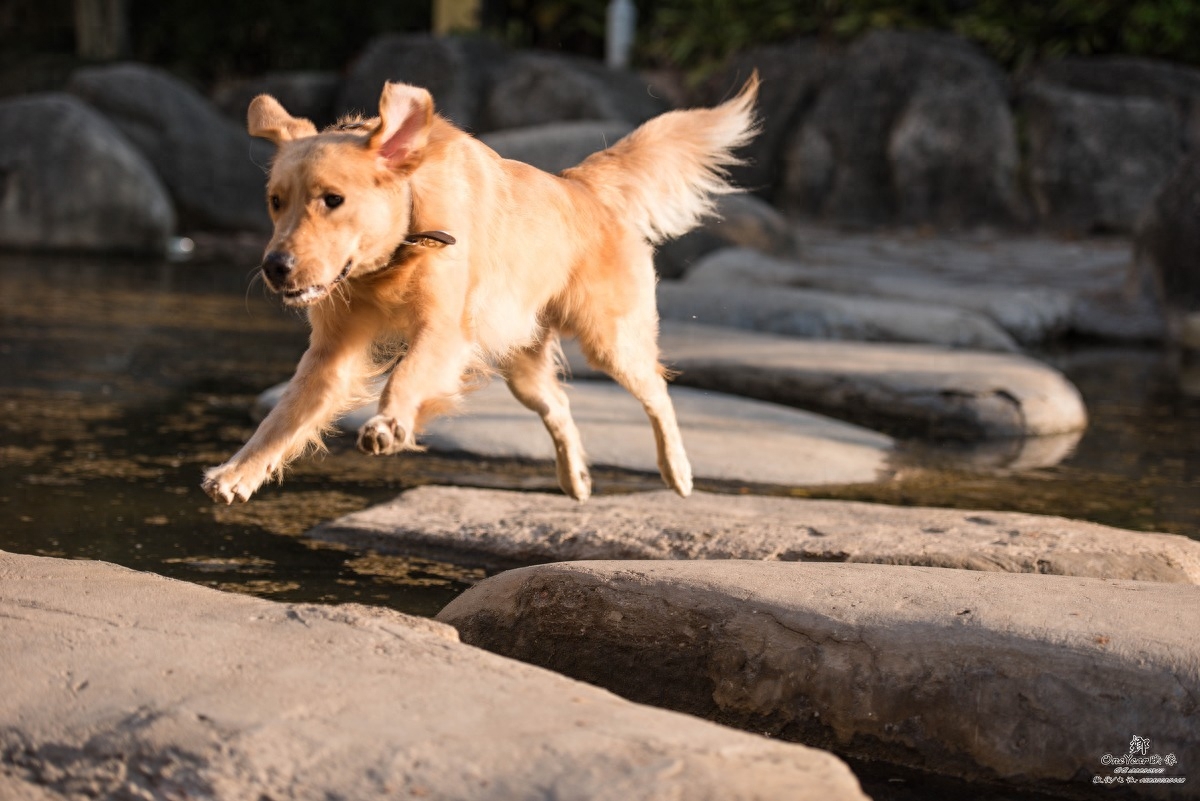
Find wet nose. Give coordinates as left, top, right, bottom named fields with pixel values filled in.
left=261, top=251, right=295, bottom=286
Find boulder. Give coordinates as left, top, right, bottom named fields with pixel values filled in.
left=0, top=551, right=867, bottom=801
left=481, top=52, right=668, bottom=131
left=68, top=63, right=271, bottom=232
left=481, top=120, right=633, bottom=174
left=655, top=193, right=797, bottom=279
left=1033, top=55, right=1200, bottom=150
left=780, top=31, right=1022, bottom=226
left=606, top=322, right=1086, bottom=440
left=1022, top=80, right=1182, bottom=233
left=336, top=34, right=507, bottom=131
left=213, top=71, right=339, bottom=129
left=655, top=283, right=1020, bottom=351
left=255, top=379, right=895, bottom=488
left=703, top=38, right=839, bottom=199
left=312, top=485, right=1200, bottom=583
left=439, top=560, right=1200, bottom=797
left=0, top=93, right=174, bottom=252
left=1133, top=150, right=1200, bottom=349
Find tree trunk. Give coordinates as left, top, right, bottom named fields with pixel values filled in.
left=74, top=0, right=127, bottom=60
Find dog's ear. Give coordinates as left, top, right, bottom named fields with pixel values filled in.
left=368, top=82, right=433, bottom=168
left=247, top=95, right=317, bottom=144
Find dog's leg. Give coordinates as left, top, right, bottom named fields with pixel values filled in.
left=504, top=334, right=591, bottom=501
left=357, top=320, right=476, bottom=455
left=203, top=316, right=373, bottom=504
left=578, top=311, right=693, bottom=499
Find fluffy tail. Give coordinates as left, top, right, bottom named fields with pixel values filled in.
left=563, top=73, right=760, bottom=245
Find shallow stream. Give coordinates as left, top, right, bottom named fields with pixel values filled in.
left=1, top=252, right=1196, bottom=615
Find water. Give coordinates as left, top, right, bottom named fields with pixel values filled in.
left=1, top=252, right=1196, bottom=618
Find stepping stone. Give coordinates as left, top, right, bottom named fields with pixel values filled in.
left=0, top=551, right=867, bottom=801
left=480, top=120, right=633, bottom=174
left=687, top=246, right=1083, bottom=344
left=256, top=379, right=895, bottom=487
left=657, top=282, right=1020, bottom=352
left=564, top=322, right=1088, bottom=441
left=438, top=560, right=1200, bottom=796
left=309, top=486, right=1200, bottom=583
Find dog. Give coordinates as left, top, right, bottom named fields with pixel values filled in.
left=202, top=74, right=759, bottom=505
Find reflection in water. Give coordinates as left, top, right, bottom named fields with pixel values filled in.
left=0, top=253, right=1196, bottom=616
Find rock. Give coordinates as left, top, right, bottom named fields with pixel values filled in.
left=655, top=283, right=1020, bottom=352
left=1133, top=150, right=1200, bottom=349
left=312, top=485, right=1200, bottom=582
left=1033, top=55, right=1200, bottom=151
left=213, top=71, right=339, bottom=129
left=481, top=120, right=633, bottom=174
left=0, top=551, right=867, bottom=801
left=781, top=31, right=1022, bottom=226
left=438, top=560, right=1200, bottom=796
left=255, top=379, right=895, bottom=488
left=1022, top=79, right=1182, bottom=233
left=655, top=194, right=797, bottom=280
left=481, top=52, right=667, bottom=131
left=0, top=93, right=174, bottom=252
left=592, top=322, right=1086, bottom=440
left=336, top=34, right=507, bottom=131
left=68, top=63, right=271, bottom=232
left=704, top=38, right=838, bottom=199
left=686, top=241, right=1113, bottom=345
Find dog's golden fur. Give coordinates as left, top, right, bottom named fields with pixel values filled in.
left=203, top=76, right=759, bottom=504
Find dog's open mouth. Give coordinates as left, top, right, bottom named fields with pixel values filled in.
left=280, top=261, right=352, bottom=306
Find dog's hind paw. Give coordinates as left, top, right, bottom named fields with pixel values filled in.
left=201, top=463, right=266, bottom=504
left=357, top=415, right=409, bottom=456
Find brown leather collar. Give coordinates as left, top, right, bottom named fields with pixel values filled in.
left=403, top=229, right=456, bottom=248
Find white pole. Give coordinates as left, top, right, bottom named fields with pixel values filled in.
left=606, top=0, right=637, bottom=70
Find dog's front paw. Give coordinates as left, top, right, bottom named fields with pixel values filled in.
left=357, top=415, right=409, bottom=456
left=202, top=462, right=267, bottom=504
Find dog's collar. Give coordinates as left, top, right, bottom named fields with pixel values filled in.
left=403, top=229, right=456, bottom=248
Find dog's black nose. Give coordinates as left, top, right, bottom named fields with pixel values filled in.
left=261, top=251, right=295, bottom=286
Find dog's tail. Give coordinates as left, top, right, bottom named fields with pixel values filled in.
left=563, top=73, right=760, bottom=245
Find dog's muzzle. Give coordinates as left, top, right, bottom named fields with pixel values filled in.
left=261, top=250, right=295, bottom=289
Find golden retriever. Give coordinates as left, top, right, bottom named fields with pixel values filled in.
left=202, top=75, right=759, bottom=504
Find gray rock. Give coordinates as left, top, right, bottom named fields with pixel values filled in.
left=783, top=31, right=1021, bottom=226
left=481, top=52, right=667, bottom=132
left=0, top=93, right=174, bottom=252
left=1022, top=80, right=1182, bottom=233
left=481, top=120, right=633, bottom=174
left=687, top=247, right=1077, bottom=345
left=1033, top=55, right=1200, bottom=151
left=68, top=63, right=271, bottom=232
left=213, top=71, right=339, bottom=129
left=313, top=485, right=1200, bottom=582
left=0, top=551, right=867, bottom=801
left=655, top=193, right=797, bottom=280
left=1134, top=150, right=1200, bottom=349
left=438, top=560, right=1200, bottom=796
left=621, top=322, right=1086, bottom=440
left=336, top=34, right=507, bottom=131
left=656, top=283, right=1020, bottom=352
left=256, top=379, right=895, bottom=488
left=704, top=38, right=839, bottom=199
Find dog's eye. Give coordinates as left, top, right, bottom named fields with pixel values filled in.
left=323, top=193, right=344, bottom=210
left=269, top=195, right=281, bottom=211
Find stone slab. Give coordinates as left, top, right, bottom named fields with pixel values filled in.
left=256, top=379, right=895, bottom=487
left=0, top=551, right=867, bottom=801
left=309, top=485, right=1200, bottom=583
left=438, top=560, right=1200, bottom=797
left=658, top=282, right=1021, bottom=352
left=564, top=322, right=1088, bottom=441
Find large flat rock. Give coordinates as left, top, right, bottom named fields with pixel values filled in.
left=688, top=231, right=1161, bottom=342
left=257, top=379, right=894, bottom=487
left=565, top=322, right=1088, bottom=441
left=0, top=551, right=867, bottom=801
left=658, top=282, right=1020, bottom=352
left=309, top=486, right=1200, bottom=583
left=439, top=560, right=1200, bottom=797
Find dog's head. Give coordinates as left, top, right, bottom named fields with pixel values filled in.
left=247, top=82, right=434, bottom=307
